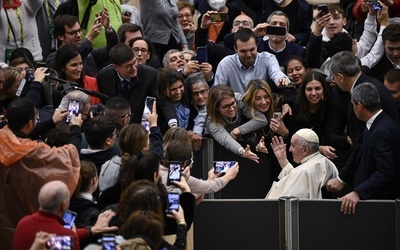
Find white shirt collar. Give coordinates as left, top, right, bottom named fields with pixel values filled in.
left=350, top=74, right=362, bottom=93
left=366, top=109, right=383, bottom=130
left=80, top=192, right=93, bottom=201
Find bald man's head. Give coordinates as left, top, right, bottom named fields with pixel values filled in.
left=38, top=181, right=70, bottom=214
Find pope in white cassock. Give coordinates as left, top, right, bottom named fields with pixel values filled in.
left=265, top=128, right=338, bottom=199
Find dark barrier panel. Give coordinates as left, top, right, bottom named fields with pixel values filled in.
left=194, top=199, right=280, bottom=250
left=191, top=138, right=277, bottom=199
left=194, top=199, right=399, bottom=250
left=297, top=199, right=397, bottom=250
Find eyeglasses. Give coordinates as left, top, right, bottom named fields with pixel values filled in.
left=79, top=111, right=90, bottom=117
left=122, top=60, right=137, bottom=71
left=65, top=28, right=82, bottom=37
left=178, top=14, right=192, bottom=19
left=133, top=47, right=148, bottom=54
left=121, top=113, right=134, bottom=119
left=233, top=21, right=251, bottom=26
left=192, top=88, right=209, bottom=97
left=219, top=100, right=237, bottom=111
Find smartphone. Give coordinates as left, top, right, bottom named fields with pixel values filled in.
left=265, top=26, right=286, bottom=36
left=213, top=161, right=236, bottom=174
left=167, top=192, right=180, bottom=214
left=210, top=12, right=229, bottom=22
left=102, top=234, right=116, bottom=250
left=167, top=161, right=182, bottom=186
left=62, top=210, right=77, bottom=229
left=145, top=96, right=156, bottom=113
left=47, top=236, right=73, bottom=250
left=273, top=112, right=282, bottom=120
left=369, top=1, right=382, bottom=11
left=15, top=78, right=26, bottom=97
left=66, top=100, right=80, bottom=123
left=196, top=46, right=208, bottom=64
left=26, top=69, right=34, bottom=83
left=318, top=4, right=328, bottom=17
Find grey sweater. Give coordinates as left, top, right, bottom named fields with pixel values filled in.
left=139, top=0, right=187, bottom=46
left=205, top=99, right=268, bottom=155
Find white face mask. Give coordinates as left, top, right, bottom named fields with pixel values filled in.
left=274, top=0, right=284, bottom=5
left=209, top=0, right=226, bottom=11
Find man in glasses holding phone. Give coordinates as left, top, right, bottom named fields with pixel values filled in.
left=46, top=13, right=118, bottom=77
left=261, top=11, right=305, bottom=66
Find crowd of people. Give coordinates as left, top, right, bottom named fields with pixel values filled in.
left=1, top=0, right=400, bottom=249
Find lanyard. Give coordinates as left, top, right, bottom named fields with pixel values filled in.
left=108, top=0, right=121, bottom=21
left=6, top=8, right=23, bottom=46
left=44, top=0, right=59, bottom=23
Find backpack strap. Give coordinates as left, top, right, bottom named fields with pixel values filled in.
left=81, top=0, right=98, bottom=30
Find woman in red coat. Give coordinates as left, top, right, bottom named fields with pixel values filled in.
left=53, top=45, right=101, bottom=105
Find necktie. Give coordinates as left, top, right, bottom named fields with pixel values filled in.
left=121, top=80, right=130, bottom=100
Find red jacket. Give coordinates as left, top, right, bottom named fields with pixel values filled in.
left=353, top=0, right=400, bottom=23
left=13, top=210, right=89, bottom=250
left=83, top=75, right=101, bottom=105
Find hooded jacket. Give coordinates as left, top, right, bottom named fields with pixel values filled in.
left=0, top=125, right=80, bottom=250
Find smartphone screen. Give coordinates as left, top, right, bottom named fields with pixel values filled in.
left=210, top=12, right=229, bottom=22
left=213, top=161, right=236, bottom=173
left=47, top=236, right=72, bottom=250
left=145, top=96, right=156, bottom=112
left=318, top=4, right=328, bottom=17
left=196, top=46, right=208, bottom=64
left=265, top=26, right=286, bottom=36
left=26, top=69, right=34, bottom=83
left=167, top=193, right=180, bottom=213
left=168, top=161, right=182, bottom=186
left=66, top=100, right=80, bottom=123
left=62, top=210, right=77, bottom=229
left=369, top=1, right=382, bottom=11
left=102, top=234, right=116, bottom=250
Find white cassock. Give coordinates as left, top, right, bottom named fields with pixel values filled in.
left=265, top=152, right=338, bottom=199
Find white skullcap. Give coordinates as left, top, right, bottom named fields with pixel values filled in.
left=295, top=128, right=319, bottom=144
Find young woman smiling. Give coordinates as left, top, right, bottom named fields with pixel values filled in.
left=269, top=70, right=338, bottom=160
left=205, top=84, right=268, bottom=163
left=52, top=45, right=100, bottom=105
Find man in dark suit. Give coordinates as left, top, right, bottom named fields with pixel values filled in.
left=338, top=82, right=400, bottom=214
left=369, top=24, right=400, bottom=83
left=325, top=51, right=399, bottom=195
left=97, top=43, right=176, bottom=125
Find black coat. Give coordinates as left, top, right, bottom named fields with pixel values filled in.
left=97, top=64, right=176, bottom=125
left=68, top=195, right=101, bottom=228
left=325, top=74, right=399, bottom=184
left=353, top=112, right=400, bottom=199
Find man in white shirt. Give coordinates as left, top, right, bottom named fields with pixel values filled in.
left=214, top=28, right=289, bottom=94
